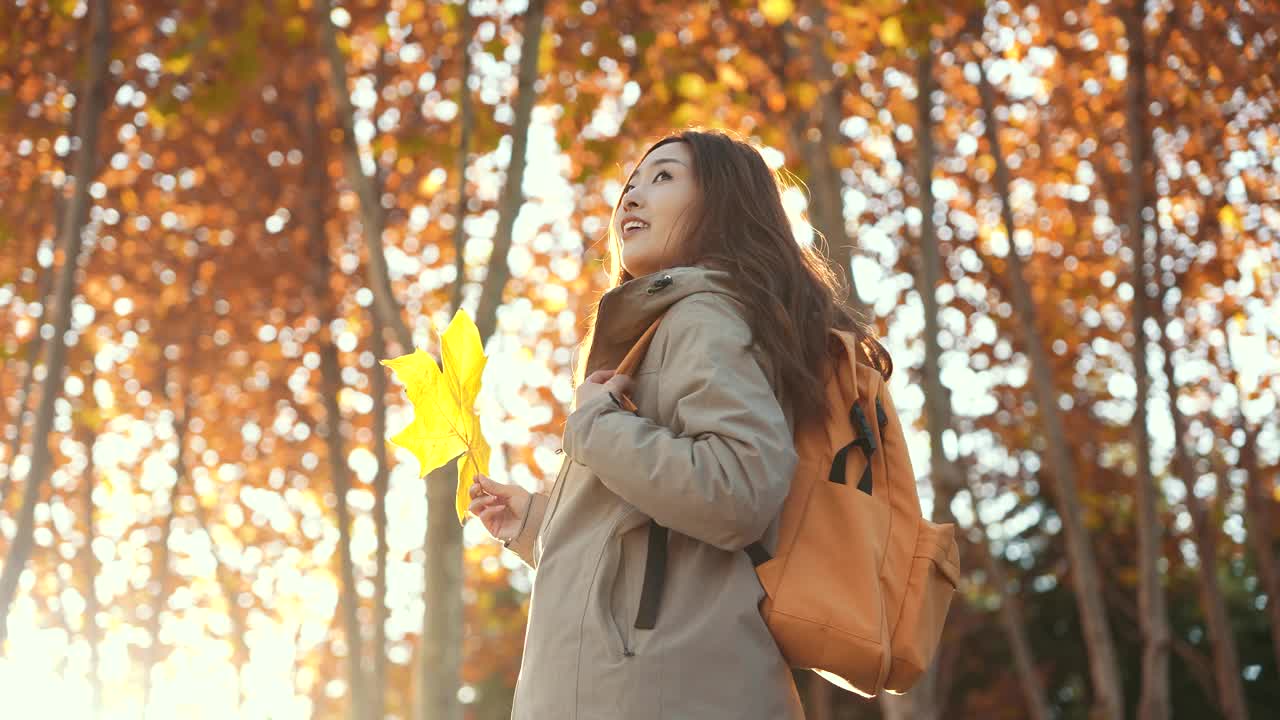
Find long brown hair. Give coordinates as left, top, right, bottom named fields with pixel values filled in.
left=577, top=129, right=891, bottom=429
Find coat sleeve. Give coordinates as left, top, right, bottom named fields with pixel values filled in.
left=504, top=491, right=548, bottom=569
left=561, top=294, right=797, bottom=551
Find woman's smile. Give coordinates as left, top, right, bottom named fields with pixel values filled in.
left=613, top=142, right=696, bottom=276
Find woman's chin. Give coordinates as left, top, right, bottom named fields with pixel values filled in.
left=621, top=248, right=655, bottom=278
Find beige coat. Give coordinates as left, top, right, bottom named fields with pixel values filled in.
left=505, top=265, right=806, bottom=719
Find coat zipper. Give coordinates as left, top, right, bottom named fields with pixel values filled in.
left=538, top=451, right=573, bottom=542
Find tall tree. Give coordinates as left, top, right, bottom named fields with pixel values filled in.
left=302, top=79, right=370, bottom=720
left=0, top=0, right=111, bottom=649
left=974, top=39, right=1124, bottom=720
left=1122, top=2, right=1172, bottom=717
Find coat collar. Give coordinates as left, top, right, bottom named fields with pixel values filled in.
left=582, top=265, right=740, bottom=377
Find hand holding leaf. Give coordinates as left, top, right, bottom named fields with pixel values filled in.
left=380, top=308, right=491, bottom=526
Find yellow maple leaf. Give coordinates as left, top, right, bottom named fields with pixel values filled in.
left=381, top=308, right=491, bottom=525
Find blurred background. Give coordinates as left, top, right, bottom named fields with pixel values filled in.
left=1, top=0, right=1278, bottom=718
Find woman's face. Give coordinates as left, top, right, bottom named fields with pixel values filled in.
left=614, top=141, right=697, bottom=278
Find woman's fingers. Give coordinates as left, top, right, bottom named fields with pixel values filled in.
left=468, top=494, right=506, bottom=517
left=475, top=474, right=515, bottom=498
left=585, top=369, right=616, bottom=384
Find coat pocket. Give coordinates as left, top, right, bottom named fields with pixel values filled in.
left=884, top=519, right=960, bottom=692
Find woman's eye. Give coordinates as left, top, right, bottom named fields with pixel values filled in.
left=622, top=170, right=669, bottom=196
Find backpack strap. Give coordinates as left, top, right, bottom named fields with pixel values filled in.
left=634, top=521, right=669, bottom=630
left=745, top=541, right=772, bottom=567
left=611, top=314, right=666, bottom=412
left=830, top=399, right=877, bottom=495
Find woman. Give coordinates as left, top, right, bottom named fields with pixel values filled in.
left=468, top=129, right=890, bottom=718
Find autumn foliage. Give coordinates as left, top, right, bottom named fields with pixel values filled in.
left=1, top=1, right=1277, bottom=719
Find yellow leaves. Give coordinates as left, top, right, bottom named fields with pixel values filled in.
left=672, top=102, right=700, bottom=128
left=717, top=64, right=747, bottom=92
left=653, top=80, right=670, bottom=104
left=759, top=0, right=794, bottom=26
left=285, top=16, right=307, bottom=44
left=381, top=308, right=491, bottom=525
left=164, top=52, right=194, bottom=75
left=792, top=81, right=819, bottom=111
left=878, top=17, right=906, bottom=49
left=537, top=34, right=555, bottom=76
left=417, top=168, right=446, bottom=196
left=676, top=73, right=707, bottom=100
left=1218, top=205, right=1241, bottom=233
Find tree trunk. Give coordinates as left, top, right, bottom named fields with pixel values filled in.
left=146, top=398, right=178, bottom=715
left=189, top=460, right=250, bottom=712
left=320, top=293, right=368, bottom=720
left=1154, top=319, right=1248, bottom=720
left=898, top=43, right=944, bottom=720
left=371, top=310, right=391, bottom=720
left=419, top=5, right=545, bottom=719
left=796, top=0, right=857, bottom=306
left=1221, top=334, right=1280, bottom=673
left=316, top=0, right=411, bottom=351
left=965, top=498, right=1052, bottom=720
left=304, top=80, right=369, bottom=720
left=448, top=1, right=478, bottom=317
left=78, top=373, right=103, bottom=720
left=0, top=245, right=54, bottom=508
left=1238, top=420, right=1280, bottom=671
left=1105, top=581, right=1219, bottom=708
left=0, top=0, right=110, bottom=649
left=473, top=0, right=546, bottom=344
left=420, top=457, right=464, bottom=720
left=975, top=54, right=1124, bottom=720
left=912, top=42, right=1049, bottom=720
left=1122, top=3, right=1172, bottom=717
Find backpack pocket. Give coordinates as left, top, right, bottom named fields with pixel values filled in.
left=884, top=519, right=960, bottom=693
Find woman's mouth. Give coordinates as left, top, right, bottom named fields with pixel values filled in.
left=622, top=220, right=649, bottom=238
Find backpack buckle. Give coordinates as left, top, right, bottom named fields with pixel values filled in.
left=850, top=404, right=876, bottom=457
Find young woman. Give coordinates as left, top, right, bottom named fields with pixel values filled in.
left=467, top=129, right=889, bottom=718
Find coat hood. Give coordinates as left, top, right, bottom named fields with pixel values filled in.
left=580, top=265, right=742, bottom=378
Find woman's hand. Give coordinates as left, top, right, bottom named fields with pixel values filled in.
left=468, top=474, right=533, bottom=544
left=573, top=368, right=634, bottom=412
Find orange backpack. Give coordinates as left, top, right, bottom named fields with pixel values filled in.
left=615, top=317, right=961, bottom=697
